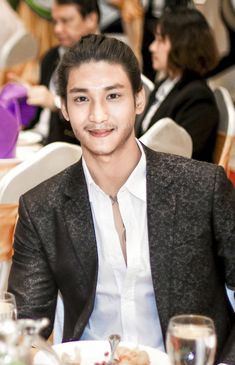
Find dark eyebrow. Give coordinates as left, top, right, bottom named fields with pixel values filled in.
left=68, top=83, right=125, bottom=94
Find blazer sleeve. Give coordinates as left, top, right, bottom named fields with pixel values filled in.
left=213, top=166, right=235, bottom=364
left=213, top=167, right=235, bottom=288
left=173, top=83, right=219, bottom=156
left=8, top=195, right=57, bottom=339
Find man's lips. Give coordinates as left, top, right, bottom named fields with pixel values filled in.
left=88, top=128, right=114, bottom=137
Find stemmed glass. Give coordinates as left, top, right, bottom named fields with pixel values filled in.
left=166, top=314, right=217, bottom=365
left=0, top=292, right=17, bottom=320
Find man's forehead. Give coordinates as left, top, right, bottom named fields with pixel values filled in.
left=68, top=61, right=128, bottom=78
left=68, top=83, right=125, bottom=92
left=67, top=62, right=131, bottom=90
left=52, top=2, right=82, bottom=16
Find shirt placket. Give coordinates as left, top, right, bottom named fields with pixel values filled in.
left=119, top=192, right=141, bottom=343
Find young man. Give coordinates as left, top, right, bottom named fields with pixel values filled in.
left=27, top=0, right=100, bottom=144
left=9, top=35, right=235, bottom=364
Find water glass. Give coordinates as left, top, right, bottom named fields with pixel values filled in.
left=0, top=292, right=17, bottom=320
left=166, top=314, right=217, bottom=365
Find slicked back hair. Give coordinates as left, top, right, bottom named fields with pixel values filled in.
left=56, top=34, right=142, bottom=102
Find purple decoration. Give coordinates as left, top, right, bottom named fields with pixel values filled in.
left=0, top=104, right=20, bottom=158
left=0, top=82, right=37, bottom=127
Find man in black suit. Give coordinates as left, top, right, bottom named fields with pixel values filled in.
left=27, top=0, right=100, bottom=145
left=9, top=35, right=235, bottom=364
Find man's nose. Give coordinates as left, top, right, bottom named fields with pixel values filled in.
left=89, top=102, right=108, bottom=123
left=54, top=22, right=63, bottom=34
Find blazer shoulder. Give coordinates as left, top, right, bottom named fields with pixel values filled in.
left=176, top=77, right=214, bottom=98
left=145, top=146, right=221, bottom=185
left=20, top=161, right=81, bottom=209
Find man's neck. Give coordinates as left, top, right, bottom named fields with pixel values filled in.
left=83, top=139, right=141, bottom=197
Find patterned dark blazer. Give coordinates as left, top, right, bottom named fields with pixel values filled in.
left=9, top=146, right=235, bottom=364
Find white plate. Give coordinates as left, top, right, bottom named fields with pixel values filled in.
left=34, top=340, right=170, bottom=365
left=17, top=131, right=43, bottom=146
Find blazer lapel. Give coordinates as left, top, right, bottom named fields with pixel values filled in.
left=147, top=82, right=181, bottom=131
left=63, top=160, right=98, bottom=286
left=145, top=146, right=176, bottom=338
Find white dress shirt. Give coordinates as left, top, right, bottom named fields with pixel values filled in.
left=80, top=141, right=164, bottom=350
left=141, top=77, right=179, bottom=133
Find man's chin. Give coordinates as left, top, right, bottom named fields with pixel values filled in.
left=83, top=144, right=116, bottom=158
left=59, top=41, right=72, bottom=48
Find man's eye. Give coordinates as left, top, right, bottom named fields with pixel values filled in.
left=107, top=93, right=120, bottom=100
left=74, top=96, right=88, bottom=103
left=62, top=17, right=73, bottom=24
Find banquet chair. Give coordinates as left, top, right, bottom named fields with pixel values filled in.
left=0, top=159, right=21, bottom=180
left=212, top=86, right=235, bottom=174
left=0, top=0, right=38, bottom=69
left=0, top=28, right=38, bottom=69
left=0, top=142, right=82, bottom=204
left=139, top=117, right=193, bottom=158
left=141, top=74, right=154, bottom=100
left=0, top=142, right=82, bottom=340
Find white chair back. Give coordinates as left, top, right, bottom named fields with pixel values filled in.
left=0, top=159, right=22, bottom=180
left=0, top=142, right=82, bottom=289
left=141, top=74, right=154, bottom=100
left=0, top=142, right=82, bottom=341
left=0, top=142, right=82, bottom=203
left=139, top=117, right=193, bottom=158
left=0, top=0, right=38, bottom=68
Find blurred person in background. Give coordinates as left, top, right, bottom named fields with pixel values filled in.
left=141, top=0, right=194, bottom=81
left=0, top=0, right=56, bottom=87
left=136, top=7, right=219, bottom=162
left=26, top=0, right=100, bottom=145
left=99, top=0, right=144, bottom=67
left=206, top=0, right=235, bottom=77
left=107, top=0, right=144, bottom=67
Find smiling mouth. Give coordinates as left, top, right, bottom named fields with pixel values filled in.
left=86, top=124, right=116, bottom=137
left=87, top=128, right=115, bottom=137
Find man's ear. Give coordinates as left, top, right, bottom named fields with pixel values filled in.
left=135, top=86, right=146, bottom=115
left=85, top=12, right=99, bottom=33
left=61, top=99, right=69, bottom=121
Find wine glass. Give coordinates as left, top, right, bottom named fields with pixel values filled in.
left=0, top=292, right=17, bottom=320
left=166, top=314, right=217, bottom=365
left=18, top=318, right=61, bottom=365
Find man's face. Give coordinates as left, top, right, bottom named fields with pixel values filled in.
left=61, top=61, right=145, bottom=159
left=52, top=4, right=97, bottom=48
